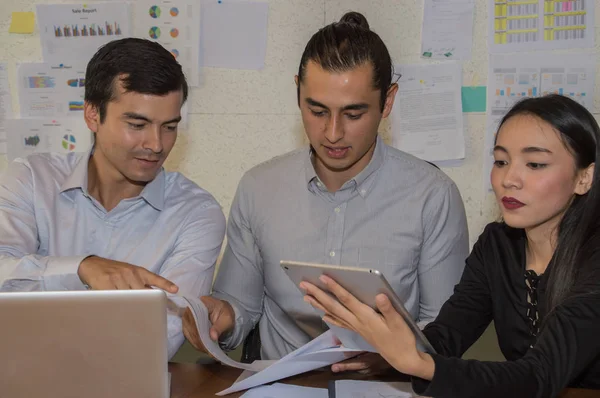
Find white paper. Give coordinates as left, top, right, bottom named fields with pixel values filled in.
left=333, top=380, right=416, bottom=398
left=240, top=383, right=328, bottom=398
left=218, top=343, right=361, bottom=395
left=17, top=63, right=86, bottom=118
left=132, top=1, right=201, bottom=87
left=183, top=297, right=267, bottom=372
left=0, top=63, right=12, bottom=154
left=200, top=1, right=269, bottom=70
left=5, top=117, right=93, bottom=161
left=421, top=0, right=475, bottom=60
left=391, top=62, right=465, bottom=162
left=540, top=64, right=593, bottom=105
left=488, top=0, right=594, bottom=53
left=36, top=3, right=131, bottom=64
left=182, top=295, right=362, bottom=395
left=483, top=53, right=596, bottom=191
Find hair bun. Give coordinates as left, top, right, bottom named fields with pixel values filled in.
left=339, top=11, right=370, bottom=30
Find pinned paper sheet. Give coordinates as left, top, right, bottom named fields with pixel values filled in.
left=391, top=62, right=466, bottom=162
left=200, top=1, right=269, bottom=70
left=132, top=1, right=201, bottom=87
left=421, top=0, right=475, bottom=60
left=17, top=62, right=87, bottom=118
left=9, top=12, right=35, bottom=34
left=36, top=3, right=132, bottom=64
left=481, top=52, right=596, bottom=191
left=488, top=0, right=595, bottom=53
left=4, top=118, right=92, bottom=161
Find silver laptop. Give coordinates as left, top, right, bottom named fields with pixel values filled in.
left=0, top=289, right=169, bottom=398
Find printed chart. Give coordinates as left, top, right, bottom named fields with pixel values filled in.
left=37, top=3, right=131, bottom=64
left=5, top=117, right=92, bottom=161
left=18, top=63, right=86, bottom=117
left=489, top=0, right=594, bottom=52
left=133, top=1, right=200, bottom=86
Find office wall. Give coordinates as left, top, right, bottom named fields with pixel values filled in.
left=1, top=0, right=599, bottom=362
left=3, top=0, right=599, bottom=244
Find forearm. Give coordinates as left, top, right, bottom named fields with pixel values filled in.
left=0, top=253, right=88, bottom=291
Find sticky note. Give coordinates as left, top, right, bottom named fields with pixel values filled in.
left=461, top=86, right=486, bottom=112
left=9, top=12, right=35, bottom=34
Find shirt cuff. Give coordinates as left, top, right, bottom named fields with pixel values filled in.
left=43, top=255, right=91, bottom=290
left=218, top=300, right=246, bottom=350
left=44, top=255, right=90, bottom=277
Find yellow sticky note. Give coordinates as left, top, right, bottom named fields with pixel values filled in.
left=9, top=12, right=35, bottom=34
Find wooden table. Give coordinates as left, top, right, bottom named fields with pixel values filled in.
left=168, top=362, right=599, bottom=398
left=168, top=362, right=401, bottom=398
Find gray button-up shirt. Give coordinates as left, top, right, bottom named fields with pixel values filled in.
left=213, top=136, right=469, bottom=360
left=0, top=151, right=226, bottom=358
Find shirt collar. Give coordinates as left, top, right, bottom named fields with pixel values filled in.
left=139, top=169, right=165, bottom=211
left=59, top=147, right=166, bottom=211
left=304, top=150, right=319, bottom=189
left=60, top=148, right=92, bottom=194
left=304, top=135, right=386, bottom=197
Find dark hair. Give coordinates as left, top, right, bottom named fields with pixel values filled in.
left=496, top=94, right=600, bottom=313
left=297, top=11, right=393, bottom=112
left=85, top=38, right=188, bottom=123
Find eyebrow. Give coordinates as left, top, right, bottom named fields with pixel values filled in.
left=493, top=145, right=553, bottom=154
left=122, top=112, right=152, bottom=123
left=122, top=112, right=182, bottom=125
left=305, top=97, right=369, bottom=112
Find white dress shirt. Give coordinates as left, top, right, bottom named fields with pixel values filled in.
left=0, top=150, right=226, bottom=358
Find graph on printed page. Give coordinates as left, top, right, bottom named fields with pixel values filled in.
left=489, top=0, right=594, bottom=52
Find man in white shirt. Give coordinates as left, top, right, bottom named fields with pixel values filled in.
left=0, top=38, right=226, bottom=358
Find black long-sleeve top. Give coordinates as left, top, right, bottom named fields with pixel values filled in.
left=413, top=222, right=600, bottom=397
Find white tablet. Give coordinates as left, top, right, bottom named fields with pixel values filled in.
left=280, top=260, right=437, bottom=354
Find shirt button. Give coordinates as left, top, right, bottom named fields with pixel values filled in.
left=329, top=251, right=335, bottom=257
left=334, top=207, right=340, bottom=213
left=360, top=189, right=367, bottom=195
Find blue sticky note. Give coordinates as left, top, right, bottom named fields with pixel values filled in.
left=461, top=86, right=486, bottom=112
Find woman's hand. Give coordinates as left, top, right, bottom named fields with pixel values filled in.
left=301, top=274, right=435, bottom=380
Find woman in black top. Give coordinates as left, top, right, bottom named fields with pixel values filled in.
left=301, top=94, right=600, bottom=397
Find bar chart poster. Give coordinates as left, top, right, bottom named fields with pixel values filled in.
left=36, top=3, right=131, bottom=64
left=489, top=67, right=539, bottom=110
left=17, top=62, right=87, bottom=118
left=482, top=53, right=595, bottom=191
left=540, top=66, right=592, bottom=109
left=5, top=117, right=92, bottom=162
left=489, top=0, right=594, bottom=53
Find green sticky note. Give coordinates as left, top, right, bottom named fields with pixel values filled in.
left=461, top=86, right=486, bottom=113
left=9, top=12, right=35, bottom=34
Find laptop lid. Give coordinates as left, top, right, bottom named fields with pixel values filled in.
left=0, top=289, right=168, bottom=398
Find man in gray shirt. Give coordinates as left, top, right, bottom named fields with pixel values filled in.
left=183, top=11, right=468, bottom=373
